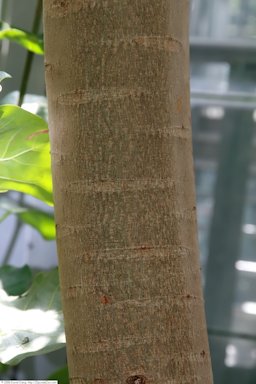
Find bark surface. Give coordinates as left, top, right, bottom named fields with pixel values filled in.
left=44, top=1, right=213, bottom=383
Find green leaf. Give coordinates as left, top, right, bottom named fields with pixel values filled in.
left=0, top=71, right=11, bottom=84
left=0, top=22, right=44, bottom=55
left=0, top=195, right=56, bottom=240
left=0, top=362, right=9, bottom=373
left=0, top=71, right=11, bottom=92
left=0, top=265, right=32, bottom=296
left=48, top=365, right=69, bottom=383
left=19, top=209, right=55, bottom=240
left=0, top=268, right=65, bottom=365
left=0, top=92, right=48, bottom=121
left=0, top=105, right=53, bottom=205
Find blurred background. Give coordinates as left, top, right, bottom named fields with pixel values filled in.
left=1, top=0, right=256, bottom=382
left=191, top=1, right=256, bottom=383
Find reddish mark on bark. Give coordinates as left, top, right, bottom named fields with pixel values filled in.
left=140, top=245, right=152, bottom=250
left=27, top=129, right=49, bottom=140
left=126, top=376, right=147, bottom=384
left=185, top=294, right=198, bottom=300
left=100, top=295, right=111, bottom=304
left=200, top=350, right=206, bottom=358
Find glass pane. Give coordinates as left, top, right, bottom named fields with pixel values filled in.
left=191, top=0, right=256, bottom=40
left=191, top=2, right=256, bottom=379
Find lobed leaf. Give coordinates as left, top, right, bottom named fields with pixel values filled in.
left=0, top=265, right=33, bottom=296
left=0, top=268, right=65, bottom=365
left=0, top=105, right=53, bottom=205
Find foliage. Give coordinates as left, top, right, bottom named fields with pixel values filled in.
left=47, top=365, right=69, bottom=383
left=0, top=4, right=64, bottom=379
left=0, top=195, right=55, bottom=240
left=0, top=268, right=65, bottom=365
left=0, top=72, right=11, bottom=92
left=0, top=265, right=32, bottom=296
left=0, top=22, right=44, bottom=55
left=0, top=363, right=8, bottom=373
left=0, top=105, right=52, bottom=204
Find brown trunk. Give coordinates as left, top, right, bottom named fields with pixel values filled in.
left=44, top=1, right=213, bottom=383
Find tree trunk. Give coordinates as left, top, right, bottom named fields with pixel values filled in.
left=44, top=1, right=213, bottom=383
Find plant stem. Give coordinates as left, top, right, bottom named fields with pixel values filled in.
left=18, top=0, right=43, bottom=107
left=2, top=218, right=22, bottom=265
